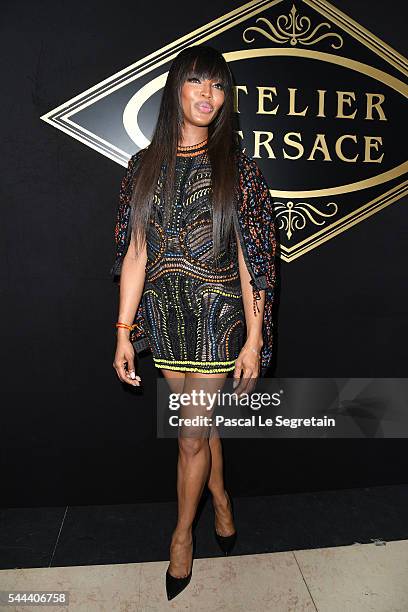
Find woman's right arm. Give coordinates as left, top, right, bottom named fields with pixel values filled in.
left=112, top=232, right=147, bottom=386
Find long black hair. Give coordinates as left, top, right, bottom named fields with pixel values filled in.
left=129, top=44, right=241, bottom=260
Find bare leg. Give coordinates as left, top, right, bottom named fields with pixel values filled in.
left=161, top=368, right=185, bottom=395
left=208, top=423, right=236, bottom=537
left=167, top=371, right=228, bottom=577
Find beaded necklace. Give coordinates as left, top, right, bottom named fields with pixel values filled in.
left=176, top=137, right=208, bottom=157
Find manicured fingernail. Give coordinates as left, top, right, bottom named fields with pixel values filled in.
left=130, top=372, right=135, bottom=379
left=136, top=376, right=141, bottom=381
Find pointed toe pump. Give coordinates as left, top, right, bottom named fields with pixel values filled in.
left=165, top=534, right=196, bottom=601
left=214, top=489, right=237, bottom=556
left=214, top=528, right=237, bottom=556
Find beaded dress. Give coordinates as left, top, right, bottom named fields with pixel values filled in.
left=141, top=137, right=245, bottom=373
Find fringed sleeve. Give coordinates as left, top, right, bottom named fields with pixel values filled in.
left=237, top=151, right=277, bottom=376
left=237, top=152, right=277, bottom=301
left=110, top=151, right=142, bottom=279
left=109, top=150, right=151, bottom=353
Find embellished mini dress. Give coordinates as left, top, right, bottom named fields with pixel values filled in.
left=141, top=138, right=245, bottom=373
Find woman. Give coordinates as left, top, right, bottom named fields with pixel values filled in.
left=111, top=45, right=276, bottom=600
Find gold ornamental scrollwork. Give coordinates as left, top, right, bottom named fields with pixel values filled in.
left=274, top=200, right=339, bottom=240
left=243, top=4, right=343, bottom=49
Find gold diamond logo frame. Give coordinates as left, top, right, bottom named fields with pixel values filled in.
left=40, top=0, right=408, bottom=262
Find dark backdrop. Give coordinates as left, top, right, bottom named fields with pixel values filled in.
left=1, top=0, right=407, bottom=506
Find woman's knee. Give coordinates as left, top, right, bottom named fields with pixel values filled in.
left=178, top=432, right=210, bottom=457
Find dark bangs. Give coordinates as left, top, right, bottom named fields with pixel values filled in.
left=181, top=47, right=233, bottom=96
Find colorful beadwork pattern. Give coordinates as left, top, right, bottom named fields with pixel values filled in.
left=111, top=141, right=277, bottom=376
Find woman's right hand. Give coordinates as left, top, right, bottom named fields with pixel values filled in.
left=113, top=332, right=142, bottom=386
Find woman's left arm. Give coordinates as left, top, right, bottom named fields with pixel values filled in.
left=233, top=227, right=264, bottom=390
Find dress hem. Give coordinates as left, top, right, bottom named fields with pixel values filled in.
left=153, top=357, right=236, bottom=374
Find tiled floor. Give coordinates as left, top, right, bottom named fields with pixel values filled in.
left=0, top=540, right=407, bottom=611
left=1, top=486, right=407, bottom=611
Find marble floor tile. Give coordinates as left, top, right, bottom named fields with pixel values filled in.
left=137, top=551, right=315, bottom=611
left=0, top=552, right=315, bottom=612
left=0, top=563, right=141, bottom=612
left=1, top=541, right=407, bottom=611
left=295, top=539, right=408, bottom=612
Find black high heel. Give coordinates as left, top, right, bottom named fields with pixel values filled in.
left=165, top=533, right=196, bottom=601
left=214, top=489, right=237, bottom=556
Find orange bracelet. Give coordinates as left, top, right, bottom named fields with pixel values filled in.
left=115, top=322, right=137, bottom=331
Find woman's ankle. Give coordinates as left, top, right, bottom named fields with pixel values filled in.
left=172, top=525, right=193, bottom=541
left=210, top=486, right=228, bottom=505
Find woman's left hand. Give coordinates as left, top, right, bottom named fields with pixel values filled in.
left=232, top=341, right=262, bottom=397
